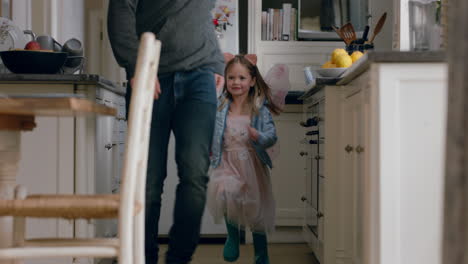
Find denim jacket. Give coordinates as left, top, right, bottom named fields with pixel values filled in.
left=210, top=99, right=278, bottom=169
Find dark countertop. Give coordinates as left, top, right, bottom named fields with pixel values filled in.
left=285, top=91, right=306, bottom=105
left=300, top=51, right=447, bottom=99
left=298, top=77, right=341, bottom=100
left=0, top=74, right=126, bottom=95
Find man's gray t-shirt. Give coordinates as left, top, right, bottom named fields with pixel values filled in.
left=108, top=0, right=225, bottom=79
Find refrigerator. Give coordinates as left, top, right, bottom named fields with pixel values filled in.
left=212, top=0, right=239, bottom=54
left=158, top=0, right=239, bottom=236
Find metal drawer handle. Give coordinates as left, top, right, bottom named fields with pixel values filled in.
left=345, top=145, right=354, bottom=153
left=306, top=130, right=319, bottom=136
left=300, top=117, right=320, bottom=127
left=317, top=212, right=324, bottom=218
left=105, top=143, right=117, bottom=150
left=301, top=196, right=307, bottom=202
left=309, top=140, right=324, bottom=145
left=356, top=145, right=365, bottom=153
left=300, top=151, right=308, bottom=156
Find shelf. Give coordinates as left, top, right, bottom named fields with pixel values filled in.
left=258, top=40, right=345, bottom=48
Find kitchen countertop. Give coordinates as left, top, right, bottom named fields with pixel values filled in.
left=0, top=74, right=126, bottom=95
left=338, top=51, right=446, bottom=85
left=300, top=51, right=446, bottom=100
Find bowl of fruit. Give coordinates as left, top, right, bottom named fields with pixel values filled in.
left=316, top=48, right=364, bottom=78
left=0, top=40, right=67, bottom=74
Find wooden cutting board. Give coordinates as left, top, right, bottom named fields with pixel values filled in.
left=0, top=97, right=116, bottom=117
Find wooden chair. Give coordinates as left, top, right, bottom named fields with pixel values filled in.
left=0, top=32, right=161, bottom=263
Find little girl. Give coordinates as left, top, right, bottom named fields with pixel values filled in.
left=208, top=54, right=282, bottom=264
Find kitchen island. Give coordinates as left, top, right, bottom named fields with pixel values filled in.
left=299, top=51, right=447, bottom=264
left=0, top=74, right=126, bottom=264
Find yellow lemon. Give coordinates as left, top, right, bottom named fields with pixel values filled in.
left=350, top=51, right=364, bottom=63
left=321, top=61, right=336, bottom=69
left=335, top=54, right=353, bottom=68
left=331, top=48, right=348, bottom=64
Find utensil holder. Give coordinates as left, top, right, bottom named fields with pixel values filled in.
left=346, top=41, right=374, bottom=54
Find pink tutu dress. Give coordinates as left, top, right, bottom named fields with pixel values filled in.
left=207, top=114, right=275, bottom=233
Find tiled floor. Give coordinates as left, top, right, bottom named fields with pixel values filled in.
left=158, top=243, right=318, bottom=264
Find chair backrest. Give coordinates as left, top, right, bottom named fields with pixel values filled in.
left=118, top=33, right=161, bottom=250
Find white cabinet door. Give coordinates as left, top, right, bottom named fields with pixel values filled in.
left=271, top=113, right=306, bottom=226
left=341, top=90, right=366, bottom=264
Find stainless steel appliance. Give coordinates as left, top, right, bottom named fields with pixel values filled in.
left=298, top=0, right=369, bottom=40
left=301, top=88, right=325, bottom=261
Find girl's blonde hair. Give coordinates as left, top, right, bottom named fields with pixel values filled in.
left=220, top=54, right=282, bottom=116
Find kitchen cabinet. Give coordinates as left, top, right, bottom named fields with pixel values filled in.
left=338, top=71, right=370, bottom=264
left=359, top=60, right=447, bottom=264
left=93, top=88, right=127, bottom=243
left=0, top=74, right=126, bottom=264
left=301, top=85, right=342, bottom=263
left=245, top=109, right=307, bottom=243
left=301, top=89, right=324, bottom=260
left=301, top=51, right=447, bottom=264
left=271, top=112, right=306, bottom=227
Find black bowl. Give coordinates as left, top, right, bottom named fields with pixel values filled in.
left=0, top=50, right=67, bottom=74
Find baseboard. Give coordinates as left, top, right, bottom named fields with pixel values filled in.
left=245, top=226, right=305, bottom=243
left=158, top=233, right=246, bottom=244
left=158, top=226, right=304, bottom=244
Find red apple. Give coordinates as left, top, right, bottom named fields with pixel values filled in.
left=24, top=41, right=41, bottom=50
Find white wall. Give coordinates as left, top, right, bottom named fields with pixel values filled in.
left=370, top=0, right=394, bottom=51
left=57, top=0, right=85, bottom=44
left=12, top=0, right=32, bottom=31
left=12, top=0, right=85, bottom=45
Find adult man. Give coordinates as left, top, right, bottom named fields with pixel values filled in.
left=107, top=1, right=225, bottom=263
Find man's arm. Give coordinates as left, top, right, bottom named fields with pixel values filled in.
left=107, top=0, right=139, bottom=79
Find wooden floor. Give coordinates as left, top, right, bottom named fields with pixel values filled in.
left=158, top=243, right=318, bottom=264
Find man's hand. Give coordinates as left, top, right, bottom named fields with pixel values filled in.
left=130, top=77, right=161, bottom=99
left=247, top=126, right=259, bottom=142
left=214, top=73, right=224, bottom=94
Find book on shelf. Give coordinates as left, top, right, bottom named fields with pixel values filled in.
left=268, top=8, right=273, bottom=41
left=281, top=3, right=291, bottom=41
left=273, top=9, right=279, bottom=40
left=291, top=7, right=297, bottom=41
left=261, top=6, right=297, bottom=41
left=261, top=11, right=267, bottom=41
left=279, top=9, right=283, bottom=41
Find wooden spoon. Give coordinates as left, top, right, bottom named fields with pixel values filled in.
left=368, top=12, right=387, bottom=44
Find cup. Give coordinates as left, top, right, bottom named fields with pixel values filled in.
left=409, top=0, right=439, bottom=51
left=36, top=35, right=60, bottom=51
left=62, top=38, right=83, bottom=68
left=23, top=30, right=36, bottom=42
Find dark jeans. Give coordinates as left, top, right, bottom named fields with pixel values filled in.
left=126, top=67, right=217, bottom=264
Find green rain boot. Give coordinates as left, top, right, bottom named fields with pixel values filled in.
left=224, top=220, right=240, bottom=262
left=252, top=232, right=270, bottom=264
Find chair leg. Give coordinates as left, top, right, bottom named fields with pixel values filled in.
left=13, top=185, right=27, bottom=247
left=134, top=212, right=145, bottom=264
left=12, top=185, right=27, bottom=264
left=119, top=215, right=134, bottom=264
